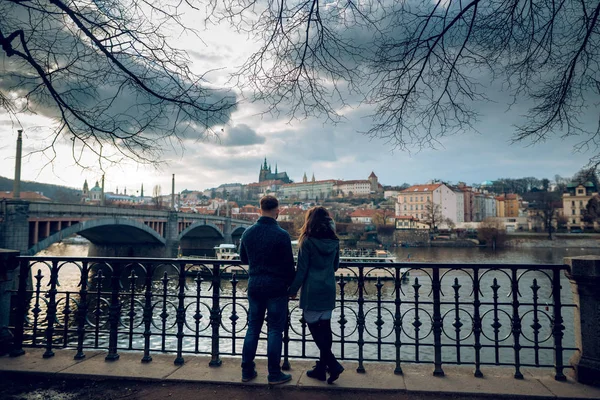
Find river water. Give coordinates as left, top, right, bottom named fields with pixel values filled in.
left=31, top=243, right=586, bottom=370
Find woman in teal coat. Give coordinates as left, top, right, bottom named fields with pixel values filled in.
left=289, top=206, right=344, bottom=383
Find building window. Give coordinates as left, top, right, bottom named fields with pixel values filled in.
left=572, top=210, right=575, bottom=215
left=420, top=204, right=423, bottom=210
left=573, top=219, right=576, bottom=224
left=572, top=201, right=575, bottom=206
left=410, top=205, right=413, bottom=210
left=403, top=205, right=407, bottom=211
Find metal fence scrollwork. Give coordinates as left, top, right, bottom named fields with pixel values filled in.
left=9, top=256, right=575, bottom=380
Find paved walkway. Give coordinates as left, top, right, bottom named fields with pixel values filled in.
left=1, top=349, right=600, bottom=399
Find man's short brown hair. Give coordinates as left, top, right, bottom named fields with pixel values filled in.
left=260, top=195, right=279, bottom=211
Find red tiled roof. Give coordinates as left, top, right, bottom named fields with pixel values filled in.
left=350, top=209, right=379, bottom=217
left=401, top=184, right=442, bottom=193
left=0, top=191, right=52, bottom=201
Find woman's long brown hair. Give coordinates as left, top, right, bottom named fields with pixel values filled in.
left=298, top=206, right=337, bottom=247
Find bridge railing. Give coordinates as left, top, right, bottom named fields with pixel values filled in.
left=8, top=256, right=576, bottom=380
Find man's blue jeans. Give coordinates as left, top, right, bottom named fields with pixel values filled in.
left=241, top=295, right=288, bottom=378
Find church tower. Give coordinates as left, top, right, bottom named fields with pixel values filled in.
left=303, top=172, right=307, bottom=183
left=259, top=157, right=269, bottom=182
left=368, top=171, right=379, bottom=193
left=82, top=180, right=89, bottom=203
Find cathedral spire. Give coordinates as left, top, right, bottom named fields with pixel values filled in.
left=311, top=173, right=315, bottom=182
left=263, top=157, right=268, bottom=169
left=275, top=164, right=278, bottom=174
left=303, top=172, right=307, bottom=183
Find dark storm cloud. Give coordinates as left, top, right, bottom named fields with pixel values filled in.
left=0, top=1, right=237, bottom=152
left=218, top=124, right=266, bottom=146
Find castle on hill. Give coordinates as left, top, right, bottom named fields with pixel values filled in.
left=259, top=158, right=291, bottom=183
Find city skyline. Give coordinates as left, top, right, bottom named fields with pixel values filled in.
left=0, top=3, right=596, bottom=194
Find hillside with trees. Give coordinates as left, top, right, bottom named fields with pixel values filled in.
left=0, top=176, right=81, bottom=203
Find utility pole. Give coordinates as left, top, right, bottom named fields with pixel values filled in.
left=101, top=174, right=105, bottom=206
left=171, top=174, right=175, bottom=210
left=13, top=130, right=22, bottom=199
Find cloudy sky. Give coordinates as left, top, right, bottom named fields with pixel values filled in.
left=0, top=2, right=595, bottom=195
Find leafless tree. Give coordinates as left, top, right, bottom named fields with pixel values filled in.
left=206, top=0, right=600, bottom=159
left=422, top=200, right=442, bottom=230
left=478, top=217, right=507, bottom=248
left=525, top=190, right=561, bottom=239
left=1, top=0, right=235, bottom=166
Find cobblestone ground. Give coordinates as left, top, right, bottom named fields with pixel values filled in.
left=0, top=375, right=502, bottom=400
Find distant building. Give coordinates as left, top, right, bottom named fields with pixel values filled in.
left=280, top=175, right=336, bottom=201
left=563, top=181, right=598, bottom=230
left=278, top=207, right=305, bottom=222
left=259, top=158, right=291, bottom=183
left=350, top=209, right=378, bottom=224
left=398, top=183, right=461, bottom=225
left=334, top=172, right=382, bottom=197
left=457, top=182, right=475, bottom=222
left=495, top=194, right=521, bottom=218
left=395, top=216, right=429, bottom=230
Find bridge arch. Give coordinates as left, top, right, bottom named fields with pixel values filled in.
left=177, top=222, right=224, bottom=241
left=231, top=226, right=246, bottom=245
left=28, top=218, right=166, bottom=255
left=177, top=222, right=225, bottom=257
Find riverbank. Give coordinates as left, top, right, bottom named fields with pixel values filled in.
left=505, top=233, right=600, bottom=248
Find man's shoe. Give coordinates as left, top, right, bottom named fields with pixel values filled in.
left=327, top=361, right=344, bottom=384
left=306, top=361, right=326, bottom=381
left=268, top=372, right=292, bottom=385
left=241, top=369, right=258, bottom=382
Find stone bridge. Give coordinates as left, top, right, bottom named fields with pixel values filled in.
left=0, top=200, right=252, bottom=257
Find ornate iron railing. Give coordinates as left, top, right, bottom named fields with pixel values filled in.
left=9, top=256, right=576, bottom=380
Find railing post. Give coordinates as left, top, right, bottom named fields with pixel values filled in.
left=4, top=253, right=25, bottom=357
left=141, top=265, right=153, bottom=363
left=0, top=251, right=19, bottom=355
left=209, top=262, right=222, bottom=367
left=551, top=269, right=566, bottom=381
left=472, top=268, right=483, bottom=377
left=74, top=261, right=89, bottom=360
left=432, top=267, right=444, bottom=376
left=282, top=307, right=291, bottom=371
left=393, top=266, right=403, bottom=375
left=356, top=265, right=366, bottom=373
left=43, top=260, right=59, bottom=358
left=564, top=256, right=600, bottom=386
left=105, top=263, right=121, bottom=361
left=174, top=261, right=186, bottom=366
left=510, top=269, right=523, bottom=379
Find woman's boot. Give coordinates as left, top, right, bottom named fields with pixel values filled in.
left=306, top=322, right=327, bottom=381
left=320, top=319, right=344, bottom=384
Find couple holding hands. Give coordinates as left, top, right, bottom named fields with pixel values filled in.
left=238, top=195, right=344, bottom=385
